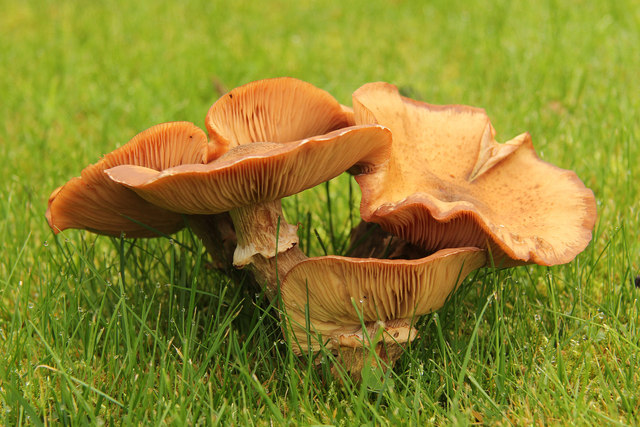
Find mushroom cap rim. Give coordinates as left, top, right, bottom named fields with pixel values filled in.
left=106, top=124, right=391, bottom=187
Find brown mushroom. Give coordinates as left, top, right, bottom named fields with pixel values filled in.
left=280, top=247, right=486, bottom=377
left=352, top=82, right=597, bottom=267
left=46, top=121, right=216, bottom=237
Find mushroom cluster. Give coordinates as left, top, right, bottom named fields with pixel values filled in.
left=47, top=77, right=597, bottom=379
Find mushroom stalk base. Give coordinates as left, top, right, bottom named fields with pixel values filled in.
left=332, top=318, right=418, bottom=381
left=294, top=319, right=418, bottom=381
left=331, top=341, right=407, bottom=382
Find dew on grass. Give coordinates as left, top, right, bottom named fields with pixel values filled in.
left=28, top=302, right=34, bottom=309
left=43, top=241, right=48, bottom=247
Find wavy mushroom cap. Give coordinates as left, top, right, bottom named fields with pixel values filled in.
left=353, top=82, right=597, bottom=266
left=106, top=125, right=392, bottom=215
left=281, top=247, right=486, bottom=354
left=205, top=77, right=352, bottom=154
left=46, top=122, right=210, bottom=237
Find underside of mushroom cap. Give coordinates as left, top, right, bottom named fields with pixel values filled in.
left=46, top=122, right=210, bottom=237
left=106, top=125, right=392, bottom=215
left=205, top=77, right=352, bottom=151
left=353, top=82, right=597, bottom=266
left=281, top=247, right=486, bottom=354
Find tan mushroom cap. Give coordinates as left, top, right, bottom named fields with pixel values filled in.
left=353, top=82, right=597, bottom=266
left=281, top=247, right=486, bottom=354
left=106, top=125, right=392, bottom=215
left=205, top=77, right=352, bottom=156
left=46, top=122, right=211, bottom=237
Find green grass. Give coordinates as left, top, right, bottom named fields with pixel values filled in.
left=1, top=0, right=639, bottom=424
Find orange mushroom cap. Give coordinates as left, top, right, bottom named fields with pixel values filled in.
left=205, top=77, right=352, bottom=157
left=281, top=247, right=486, bottom=354
left=106, top=125, right=392, bottom=215
left=46, top=122, right=214, bottom=237
left=353, top=82, right=597, bottom=266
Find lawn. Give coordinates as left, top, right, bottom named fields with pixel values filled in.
left=1, top=0, right=639, bottom=424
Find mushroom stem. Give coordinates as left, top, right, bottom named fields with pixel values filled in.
left=227, top=200, right=308, bottom=297
left=187, top=213, right=237, bottom=269
left=229, top=201, right=300, bottom=268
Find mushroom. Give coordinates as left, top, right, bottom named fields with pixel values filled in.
left=280, top=247, right=486, bottom=378
left=103, top=77, right=392, bottom=296
left=45, top=121, right=242, bottom=270
left=352, top=82, right=597, bottom=267
left=46, top=121, right=213, bottom=237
